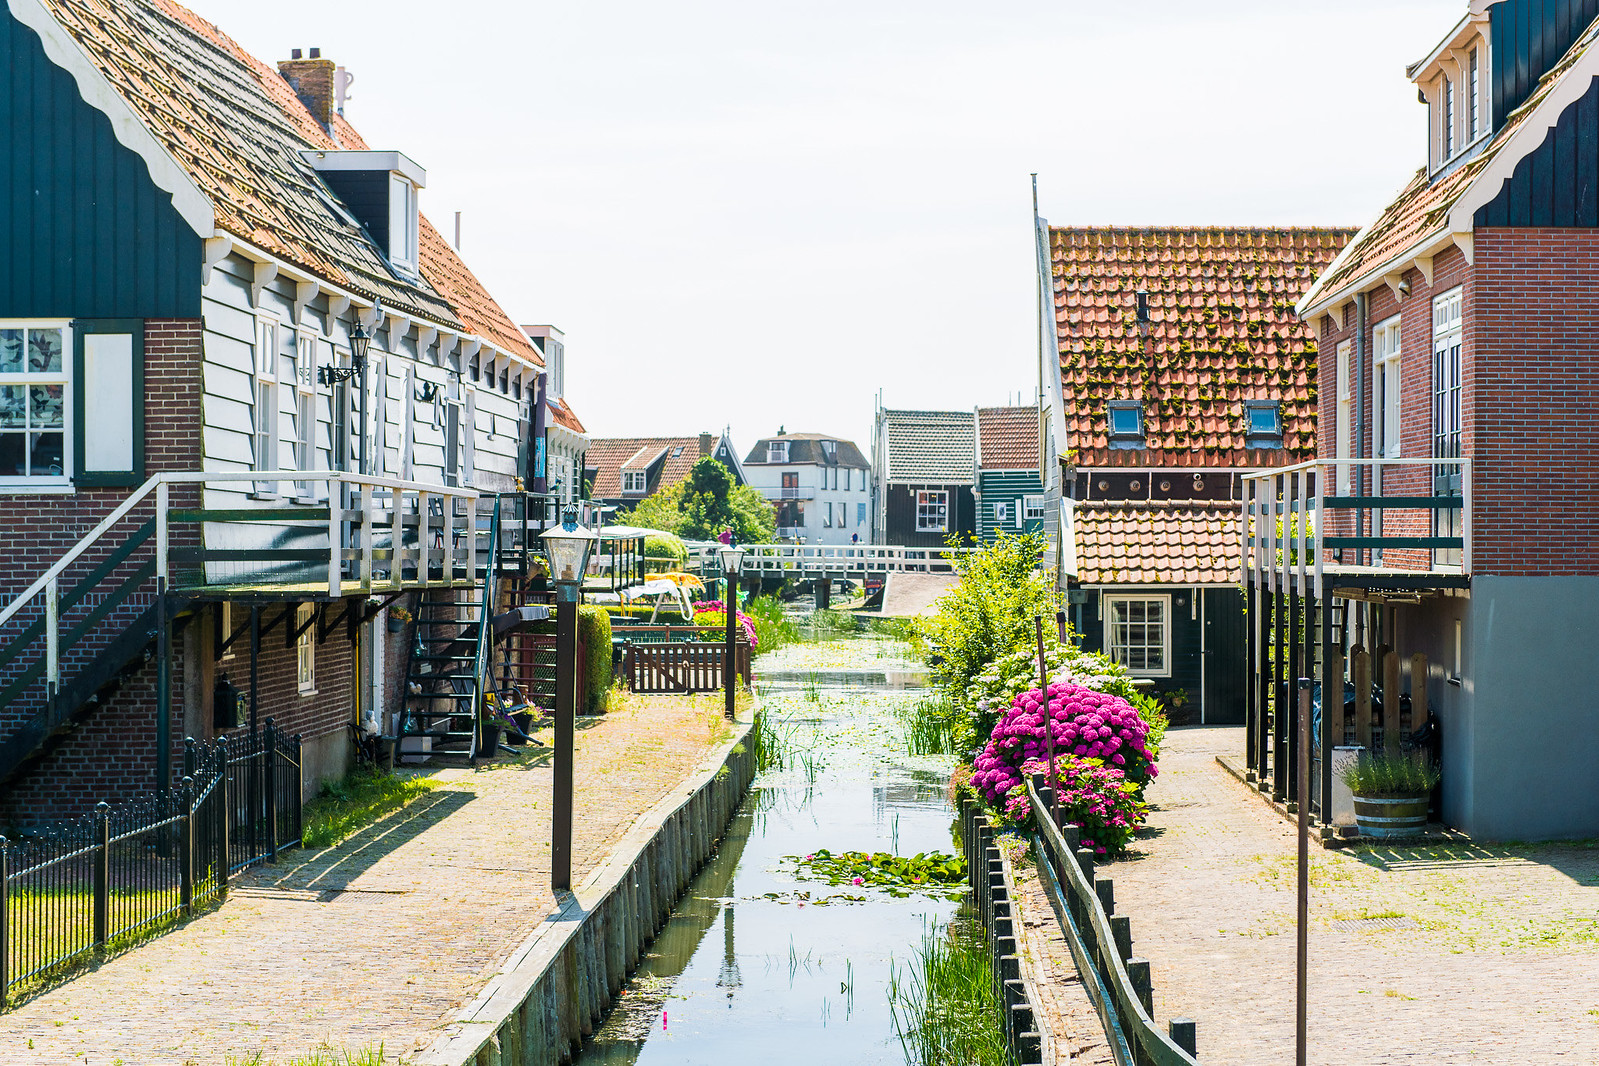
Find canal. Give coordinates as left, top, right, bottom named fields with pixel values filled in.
left=576, top=625, right=965, bottom=1065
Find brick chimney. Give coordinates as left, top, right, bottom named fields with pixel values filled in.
left=699, top=432, right=714, bottom=458
left=279, top=48, right=335, bottom=130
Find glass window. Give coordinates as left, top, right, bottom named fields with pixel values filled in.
left=1024, top=495, right=1045, bottom=521
left=857, top=501, right=867, bottom=526
left=623, top=470, right=646, bottom=494
left=389, top=175, right=416, bottom=268
left=1443, top=76, right=1455, bottom=158
left=0, top=323, right=70, bottom=484
left=916, top=490, right=948, bottom=532
left=1105, top=594, right=1170, bottom=676
left=1336, top=340, right=1354, bottom=495
left=297, top=603, right=316, bottom=694
left=1469, top=48, right=1480, bottom=141
left=1372, top=316, right=1402, bottom=459
left=1433, top=289, right=1464, bottom=568
left=993, top=500, right=1010, bottom=527
left=767, top=440, right=787, bottom=463
left=1107, top=400, right=1143, bottom=442
left=1243, top=399, right=1282, bottom=444
left=253, top=319, right=281, bottom=496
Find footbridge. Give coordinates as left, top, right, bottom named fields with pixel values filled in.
left=689, top=543, right=977, bottom=578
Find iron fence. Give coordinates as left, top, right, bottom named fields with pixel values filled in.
left=0, top=720, right=301, bottom=1008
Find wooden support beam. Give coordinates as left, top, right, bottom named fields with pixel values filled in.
left=1382, top=649, right=1402, bottom=757
left=1353, top=646, right=1372, bottom=750
left=1410, top=652, right=1429, bottom=729
left=319, top=600, right=356, bottom=644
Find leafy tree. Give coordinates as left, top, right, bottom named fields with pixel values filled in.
left=678, top=458, right=737, bottom=540
left=615, top=480, right=685, bottom=533
left=611, top=458, right=774, bottom=543
left=728, top=483, right=777, bottom=543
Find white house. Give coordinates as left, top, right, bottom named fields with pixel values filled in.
left=742, top=433, right=871, bottom=544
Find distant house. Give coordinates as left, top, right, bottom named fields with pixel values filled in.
left=973, top=406, right=1045, bottom=544
left=870, top=408, right=977, bottom=547
left=742, top=433, right=871, bottom=543
left=522, top=325, right=588, bottom=508
left=1042, top=226, right=1352, bottom=723
left=586, top=430, right=745, bottom=511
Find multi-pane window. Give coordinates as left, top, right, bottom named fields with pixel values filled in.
left=1105, top=594, right=1170, bottom=677
left=622, top=470, right=646, bottom=494
left=916, top=490, right=948, bottom=532
left=1469, top=49, right=1480, bottom=141
left=1024, top=496, right=1045, bottom=521
left=389, top=175, right=417, bottom=269
left=767, top=440, right=788, bottom=463
left=1443, top=76, right=1455, bottom=158
left=1336, top=340, right=1354, bottom=495
left=823, top=502, right=834, bottom=527
left=254, top=319, right=280, bottom=495
left=1372, top=317, right=1402, bottom=460
left=293, top=333, right=318, bottom=497
left=0, top=323, right=69, bottom=484
left=296, top=603, right=316, bottom=694
left=1433, top=289, right=1464, bottom=568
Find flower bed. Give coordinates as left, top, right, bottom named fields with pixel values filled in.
left=691, top=600, right=758, bottom=648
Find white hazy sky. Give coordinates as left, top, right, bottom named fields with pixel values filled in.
left=184, top=0, right=1461, bottom=459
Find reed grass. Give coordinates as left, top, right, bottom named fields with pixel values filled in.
left=897, top=695, right=960, bottom=756
left=888, top=919, right=1014, bottom=1066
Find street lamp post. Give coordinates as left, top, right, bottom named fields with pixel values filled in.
left=718, top=545, right=746, bottom=721
left=541, top=509, right=598, bottom=893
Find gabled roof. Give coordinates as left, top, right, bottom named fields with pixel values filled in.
left=743, top=434, right=870, bottom=469
left=1053, top=227, right=1352, bottom=468
left=547, top=398, right=585, bottom=435
left=36, top=0, right=541, bottom=367
left=586, top=436, right=704, bottom=498
left=879, top=409, right=975, bottom=485
left=975, top=407, right=1039, bottom=471
left=1074, top=502, right=1238, bottom=585
left=1301, top=12, right=1599, bottom=313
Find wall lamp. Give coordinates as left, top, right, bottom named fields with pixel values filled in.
left=317, top=318, right=371, bottom=387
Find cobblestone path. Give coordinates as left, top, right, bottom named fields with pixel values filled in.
left=5, top=694, right=737, bottom=1065
left=1106, top=726, right=1599, bottom=1066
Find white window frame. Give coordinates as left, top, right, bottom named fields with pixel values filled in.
left=622, top=470, right=647, bottom=494
left=253, top=317, right=282, bottom=496
left=0, top=320, right=72, bottom=489
left=1443, top=75, right=1455, bottom=159
left=1103, top=593, right=1172, bottom=678
left=296, top=603, right=316, bottom=695
left=993, top=500, right=1010, bottom=527
left=293, top=331, right=319, bottom=499
left=1336, top=339, right=1353, bottom=495
left=1468, top=47, right=1480, bottom=142
left=1372, top=316, right=1402, bottom=460
left=915, top=490, right=948, bottom=533
left=1024, top=495, right=1045, bottom=521
left=219, top=601, right=236, bottom=661
left=823, top=502, right=833, bottom=528
left=857, top=501, right=867, bottom=527
left=767, top=440, right=788, bottom=463
left=389, top=174, right=418, bottom=271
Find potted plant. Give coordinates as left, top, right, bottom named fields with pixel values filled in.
left=387, top=604, right=412, bottom=633
left=1339, top=750, right=1440, bottom=839
left=479, top=694, right=506, bottom=758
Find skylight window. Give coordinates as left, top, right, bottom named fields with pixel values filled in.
left=1243, top=399, right=1283, bottom=445
left=1107, top=401, right=1144, bottom=447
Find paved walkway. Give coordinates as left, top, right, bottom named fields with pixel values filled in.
left=6, top=694, right=738, bottom=1065
left=1107, top=726, right=1599, bottom=1065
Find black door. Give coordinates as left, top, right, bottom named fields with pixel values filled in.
left=1202, top=587, right=1247, bottom=724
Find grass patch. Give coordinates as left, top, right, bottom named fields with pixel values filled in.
left=301, top=766, right=437, bottom=849
left=896, top=695, right=960, bottom=756
left=889, top=918, right=1012, bottom=1066
left=224, top=1045, right=388, bottom=1066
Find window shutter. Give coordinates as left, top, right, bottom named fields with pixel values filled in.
left=401, top=366, right=415, bottom=480
left=462, top=388, right=476, bottom=486
left=73, top=319, right=144, bottom=486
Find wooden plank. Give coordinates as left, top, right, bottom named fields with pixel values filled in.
left=1321, top=536, right=1462, bottom=550
left=1382, top=649, right=1402, bottom=757
left=168, top=507, right=332, bottom=524
left=1353, top=646, right=1372, bottom=750
left=167, top=548, right=328, bottom=563
left=1410, top=653, right=1428, bottom=728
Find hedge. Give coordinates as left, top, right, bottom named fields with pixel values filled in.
left=578, top=605, right=613, bottom=713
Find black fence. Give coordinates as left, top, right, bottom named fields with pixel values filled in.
left=0, top=720, right=302, bottom=1008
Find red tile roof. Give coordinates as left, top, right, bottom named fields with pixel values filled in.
left=1304, top=15, right=1599, bottom=307
left=1053, top=226, right=1353, bottom=468
left=586, top=437, right=705, bottom=499
left=975, top=407, right=1039, bottom=471
left=1074, top=503, right=1238, bottom=585
left=548, top=398, right=586, bottom=434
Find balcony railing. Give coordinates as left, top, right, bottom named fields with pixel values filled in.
left=1241, top=457, right=1471, bottom=595
left=761, top=486, right=815, bottom=501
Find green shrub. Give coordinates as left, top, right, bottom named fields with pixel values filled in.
left=642, top=531, right=688, bottom=566
left=744, top=594, right=801, bottom=656
left=918, top=531, right=1058, bottom=708
left=1339, top=750, right=1440, bottom=798
left=578, top=605, right=613, bottom=712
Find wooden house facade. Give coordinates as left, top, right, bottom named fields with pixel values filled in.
left=870, top=408, right=977, bottom=547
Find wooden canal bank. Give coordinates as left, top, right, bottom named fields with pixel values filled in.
left=415, top=709, right=758, bottom=1066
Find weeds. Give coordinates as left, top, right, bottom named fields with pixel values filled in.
left=224, top=1044, right=387, bottom=1066
left=897, top=695, right=960, bottom=757
left=301, top=766, right=436, bottom=849
left=888, top=919, right=1012, bottom=1066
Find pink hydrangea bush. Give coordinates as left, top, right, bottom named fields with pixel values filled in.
left=966, top=681, right=1157, bottom=855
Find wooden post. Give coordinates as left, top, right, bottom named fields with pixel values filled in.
left=1170, top=1018, right=1197, bottom=1056
left=1383, top=649, right=1402, bottom=757
left=1324, top=646, right=1343, bottom=822
left=1410, top=653, right=1429, bottom=729
left=1245, top=579, right=1257, bottom=777
left=1353, top=647, right=1372, bottom=750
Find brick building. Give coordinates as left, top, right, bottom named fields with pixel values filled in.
left=1245, top=0, right=1599, bottom=838
left=0, top=0, right=581, bottom=823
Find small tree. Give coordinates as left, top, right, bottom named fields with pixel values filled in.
left=613, top=458, right=776, bottom=543
left=728, top=483, right=777, bottom=543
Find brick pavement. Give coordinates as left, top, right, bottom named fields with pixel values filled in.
left=1105, top=726, right=1599, bottom=1065
left=3, top=694, right=737, bottom=1065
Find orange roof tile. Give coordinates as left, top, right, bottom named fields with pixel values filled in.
left=587, top=437, right=705, bottom=499
left=976, top=406, right=1039, bottom=471
left=548, top=398, right=586, bottom=434
left=1053, top=226, right=1354, bottom=468
left=1075, top=503, right=1238, bottom=585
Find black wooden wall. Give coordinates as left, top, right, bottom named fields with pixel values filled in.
left=1491, top=0, right=1599, bottom=128
left=883, top=484, right=976, bottom=547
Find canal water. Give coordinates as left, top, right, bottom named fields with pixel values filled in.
left=577, top=628, right=960, bottom=1065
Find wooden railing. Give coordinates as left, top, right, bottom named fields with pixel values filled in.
left=712, top=543, right=980, bottom=576
left=623, top=640, right=750, bottom=694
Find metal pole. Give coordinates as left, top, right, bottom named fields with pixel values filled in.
left=552, top=580, right=577, bottom=892
left=1296, top=676, right=1311, bottom=1066
left=1035, top=617, right=1058, bottom=829
left=724, top=570, right=737, bottom=721
left=155, top=578, right=170, bottom=793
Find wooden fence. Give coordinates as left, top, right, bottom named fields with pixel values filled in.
left=623, top=640, right=750, bottom=694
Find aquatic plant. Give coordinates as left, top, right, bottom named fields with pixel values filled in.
left=787, top=849, right=967, bottom=900
left=888, top=921, right=1012, bottom=1066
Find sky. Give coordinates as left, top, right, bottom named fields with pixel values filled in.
left=183, top=0, right=1463, bottom=460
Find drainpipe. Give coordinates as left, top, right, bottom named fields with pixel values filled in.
left=1355, top=290, right=1369, bottom=570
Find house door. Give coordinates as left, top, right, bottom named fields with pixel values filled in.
left=782, top=471, right=798, bottom=497
left=1202, top=587, right=1247, bottom=724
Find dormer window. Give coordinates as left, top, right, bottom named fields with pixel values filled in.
left=1243, top=399, right=1283, bottom=446
left=1107, top=400, right=1144, bottom=447
left=622, top=470, right=646, bottom=494
left=303, top=149, right=426, bottom=277
left=767, top=440, right=788, bottom=463
left=1412, top=23, right=1489, bottom=174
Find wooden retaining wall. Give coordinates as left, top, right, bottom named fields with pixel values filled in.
left=415, top=715, right=757, bottom=1066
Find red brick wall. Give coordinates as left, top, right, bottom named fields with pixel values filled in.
left=1470, top=228, right=1599, bottom=575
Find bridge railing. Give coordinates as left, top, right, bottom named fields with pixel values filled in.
left=729, top=544, right=979, bottom=575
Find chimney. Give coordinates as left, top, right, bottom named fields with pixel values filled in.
left=699, top=432, right=714, bottom=458
left=279, top=48, right=336, bottom=130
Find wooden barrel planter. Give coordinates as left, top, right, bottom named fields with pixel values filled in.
left=1352, top=794, right=1429, bottom=838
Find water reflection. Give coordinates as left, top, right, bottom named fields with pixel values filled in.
left=577, top=640, right=955, bottom=1066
